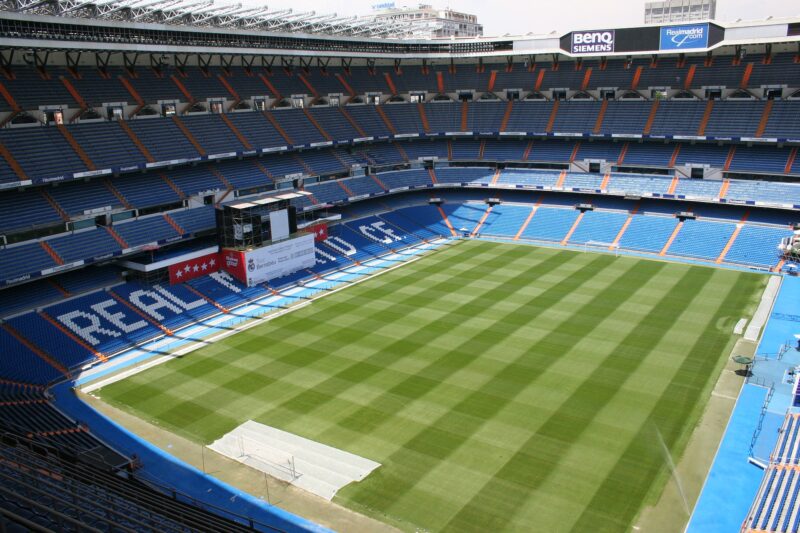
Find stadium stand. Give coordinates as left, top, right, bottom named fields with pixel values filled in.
left=743, top=414, right=800, bottom=533
left=1, top=6, right=800, bottom=530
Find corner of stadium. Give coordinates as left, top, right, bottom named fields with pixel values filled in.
left=0, top=2, right=799, bottom=531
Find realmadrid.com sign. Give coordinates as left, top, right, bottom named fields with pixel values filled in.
left=571, top=30, right=615, bottom=54
left=660, top=23, right=709, bottom=50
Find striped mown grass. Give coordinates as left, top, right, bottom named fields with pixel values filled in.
left=98, top=241, right=766, bottom=532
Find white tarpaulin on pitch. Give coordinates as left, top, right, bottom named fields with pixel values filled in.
left=208, top=420, right=381, bottom=501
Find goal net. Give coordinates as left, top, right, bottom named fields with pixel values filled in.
left=584, top=240, right=619, bottom=256
left=220, top=433, right=300, bottom=482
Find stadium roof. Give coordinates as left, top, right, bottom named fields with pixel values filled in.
left=0, top=0, right=429, bottom=37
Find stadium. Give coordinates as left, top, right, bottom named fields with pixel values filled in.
left=0, top=0, right=800, bottom=530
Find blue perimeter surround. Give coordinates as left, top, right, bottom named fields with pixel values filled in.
left=688, top=276, right=800, bottom=531
left=55, top=240, right=448, bottom=533
left=687, top=384, right=770, bottom=533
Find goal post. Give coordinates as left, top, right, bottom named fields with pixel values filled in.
left=234, top=434, right=299, bottom=481
left=585, top=240, right=619, bottom=256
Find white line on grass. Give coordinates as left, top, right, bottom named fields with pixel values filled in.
left=82, top=240, right=453, bottom=393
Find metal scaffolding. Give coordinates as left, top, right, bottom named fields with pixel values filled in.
left=0, top=0, right=430, bottom=38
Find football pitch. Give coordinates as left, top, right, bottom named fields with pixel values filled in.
left=97, top=241, right=766, bottom=532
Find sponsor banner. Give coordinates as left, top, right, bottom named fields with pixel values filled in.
left=241, top=234, right=316, bottom=287
left=168, top=252, right=221, bottom=284
left=221, top=249, right=248, bottom=284
left=740, top=136, right=776, bottom=143
left=660, top=23, right=708, bottom=51
left=262, top=146, right=289, bottom=153
left=41, top=175, right=69, bottom=183
left=571, top=30, right=615, bottom=54
left=5, top=273, right=33, bottom=286
left=73, top=168, right=112, bottom=179
left=145, top=158, right=189, bottom=169
left=41, top=260, right=84, bottom=276
left=305, top=223, right=328, bottom=242
left=310, top=141, right=334, bottom=148
left=207, top=152, right=238, bottom=160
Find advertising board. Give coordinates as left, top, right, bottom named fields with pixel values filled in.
left=660, top=23, right=709, bottom=50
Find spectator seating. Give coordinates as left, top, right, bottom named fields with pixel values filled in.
left=345, top=105, right=393, bottom=138
left=180, top=114, right=245, bottom=154
left=225, top=112, right=289, bottom=148
left=773, top=414, right=800, bottom=466
left=3, top=154, right=798, bottom=287
left=666, top=220, right=735, bottom=260
left=48, top=227, right=123, bottom=263
left=6, top=59, right=800, bottom=114
left=567, top=210, right=629, bottom=245
left=270, top=108, right=326, bottom=146
left=113, top=215, right=179, bottom=247
left=1, top=103, right=799, bottom=189
left=618, top=215, right=679, bottom=253
left=0, top=127, right=87, bottom=181
left=0, top=328, right=64, bottom=384
left=477, top=204, right=532, bottom=238
left=0, top=438, right=254, bottom=532
left=309, top=106, right=362, bottom=140
left=0, top=196, right=791, bottom=380
left=518, top=207, right=580, bottom=242
left=0, top=188, right=63, bottom=233
left=0, top=242, right=58, bottom=281
left=743, top=414, right=800, bottom=533
left=127, top=118, right=201, bottom=161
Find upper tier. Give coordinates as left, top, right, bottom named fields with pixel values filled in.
left=0, top=57, right=798, bottom=113
left=1, top=100, right=799, bottom=187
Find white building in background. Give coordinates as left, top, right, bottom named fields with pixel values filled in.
left=644, top=0, right=717, bottom=24
left=367, top=3, right=483, bottom=38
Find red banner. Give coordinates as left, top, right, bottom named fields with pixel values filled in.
left=306, top=223, right=328, bottom=242
left=168, top=252, right=221, bottom=284
left=221, top=249, right=248, bottom=284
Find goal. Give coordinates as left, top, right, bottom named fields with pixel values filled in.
left=584, top=240, right=620, bottom=256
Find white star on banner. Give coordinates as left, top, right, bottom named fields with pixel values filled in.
left=184, top=265, right=191, bottom=273
left=209, top=258, right=215, bottom=267
left=176, top=270, right=183, bottom=278
left=201, top=263, right=208, bottom=270
left=193, top=264, right=200, bottom=272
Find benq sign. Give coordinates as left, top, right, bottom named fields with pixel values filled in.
left=660, top=23, right=709, bottom=50
left=571, top=30, right=615, bottom=54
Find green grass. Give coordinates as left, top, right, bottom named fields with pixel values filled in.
left=98, top=241, right=766, bottom=532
